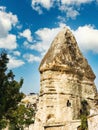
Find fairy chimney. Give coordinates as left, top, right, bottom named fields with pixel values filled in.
left=34, top=27, right=97, bottom=130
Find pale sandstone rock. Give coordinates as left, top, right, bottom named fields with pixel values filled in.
left=88, top=114, right=98, bottom=130
left=34, top=27, right=97, bottom=130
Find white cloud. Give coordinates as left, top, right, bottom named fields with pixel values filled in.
left=61, top=0, right=93, bottom=5
left=0, top=8, right=18, bottom=37
left=58, top=0, right=92, bottom=19
left=73, top=25, right=98, bottom=53
left=66, top=7, right=79, bottom=19
left=23, top=41, right=29, bottom=47
left=0, top=6, right=18, bottom=50
left=57, top=16, right=66, bottom=22
left=13, top=51, right=21, bottom=56
left=20, top=29, right=33, bottom=42
left=32, top=0, right=53, bottom=14
left=35, top=28, right=59, bottom=51
left=59, top=6, right=79, bottom=19
left=7, top=55, right=25, bottom=69
left=25, top=23, right=98, bottom=55
left=23, top=54, right=41, bottom=62
left=0, top=6, right=6, bottom=11
left=0, top=34, right=17, bottom=50
left=26, top=24, right=65, bottom=55
left=16, top=24, right=22, bottom=30
left=31, top=0, right=93, bottom=19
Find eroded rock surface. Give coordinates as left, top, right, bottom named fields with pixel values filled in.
left=34, top=27, right=97, bottom=130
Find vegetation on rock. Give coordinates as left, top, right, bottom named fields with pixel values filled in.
left=80, top=100, right=90, bottom=130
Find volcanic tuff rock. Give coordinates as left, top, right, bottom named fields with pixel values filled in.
left=34, top=27, right=97, bottom=130
left=40, top=27, right=95, bottom=80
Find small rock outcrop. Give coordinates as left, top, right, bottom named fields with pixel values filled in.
left=34, top=27, right=97, bottom=130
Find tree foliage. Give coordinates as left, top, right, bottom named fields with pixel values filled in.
left=9, top=104, right=35, bottom=130
left=0, top=51, right=24, bottom=129
left=80, top=100, right=90, bottom=130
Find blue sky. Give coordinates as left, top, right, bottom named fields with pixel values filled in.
left=0, top=0, right=98, bottom=94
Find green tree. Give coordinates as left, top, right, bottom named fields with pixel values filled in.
left=80, top=100, right=90, bottom=130
left=0, top=51, right=24, bottom=129
left=9, top=104, right=35, bottom=130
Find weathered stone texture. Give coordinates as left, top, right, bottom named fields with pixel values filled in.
left=34, top=27, right=97, bottom=130
left=88, top=114, right=98, bottom=130
left=87, top=106, right=98, bottom=130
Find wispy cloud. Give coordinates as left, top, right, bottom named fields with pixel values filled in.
left=23, top=54, right=41, bottom=62
left=60, top=0, right=93, bottom=5
left=13, top=51, right=21, bottom=56
left=7, top=55, right=25, bottom=69
left=20, top=29, right=33, bottom=42
left=32, top=0, right=53, bottom=14
left=59, top=6, right=79, bottom=19
left=31, top=0, right=93, bottom=19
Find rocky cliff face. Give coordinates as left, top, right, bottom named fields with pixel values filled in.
left=34, top=27, right=97, bottom=130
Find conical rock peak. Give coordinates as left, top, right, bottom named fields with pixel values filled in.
left=39, top=27, right=95, bottom=80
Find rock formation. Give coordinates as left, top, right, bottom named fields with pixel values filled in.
left=34, top=27, right=97, bottom=130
